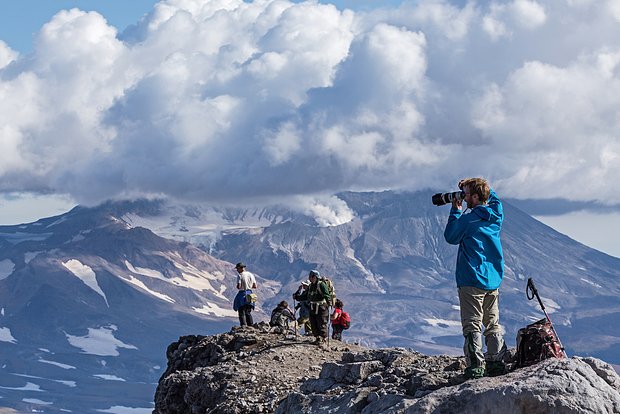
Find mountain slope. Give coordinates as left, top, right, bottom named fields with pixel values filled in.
left=191, top=191, right=619, bottom=360
left=0, top=204, right=275, bottom=413
left=1, top=190, right=619, bottom=412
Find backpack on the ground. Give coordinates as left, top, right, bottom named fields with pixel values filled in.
left=319, top=277, right=336, bottom=307
left=340, top=311, right=351, bottom=329
left=515, top=318, right=564, bottom=367
left=515, top=278, right=566, bottom=368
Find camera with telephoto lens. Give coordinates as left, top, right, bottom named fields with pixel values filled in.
left=431, top=191, right=465, bottom=206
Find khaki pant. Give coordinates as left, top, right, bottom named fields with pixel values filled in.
left=458, top=286, right=506, bottom=367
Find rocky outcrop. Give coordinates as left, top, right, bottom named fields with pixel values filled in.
left=153, top=325, right=620, bottom=414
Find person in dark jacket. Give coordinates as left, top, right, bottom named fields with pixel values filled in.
left=294, top=281, right=313, bottom=336
left=293, top=270, right=329, bottom=344
left=444, top=177, right=507, bottom=379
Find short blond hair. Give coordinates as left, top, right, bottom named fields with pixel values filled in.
left=461, top=178, right=490, bottom=203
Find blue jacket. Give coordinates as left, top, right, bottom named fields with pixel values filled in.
left=443, top=189, right=504, bottom=290
left=233, top=289, right=255, bottom=311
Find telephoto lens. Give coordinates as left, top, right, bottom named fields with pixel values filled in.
left=431, top=191, right=465, bottom=206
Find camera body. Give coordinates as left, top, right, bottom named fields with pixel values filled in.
left=432, top=191, right=465, bottom=206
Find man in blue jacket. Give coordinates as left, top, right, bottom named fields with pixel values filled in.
left=444, top=177, right=507, bottom=379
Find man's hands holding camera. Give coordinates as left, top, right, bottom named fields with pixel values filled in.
left=452, top=196, right=463, bottom=210
left=453, top=179, right=468, bottom=210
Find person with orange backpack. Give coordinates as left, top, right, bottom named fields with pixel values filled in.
left=330, top=299, right=350, bottom=341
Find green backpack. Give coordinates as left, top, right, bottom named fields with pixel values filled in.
left=319, top=277, right=336, bottom=307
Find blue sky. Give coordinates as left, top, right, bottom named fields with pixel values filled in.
left=0, top=0, right=409, bottom=53
left=0, top=0, right=158, bottom=52
left=0, top=0, right=618, bottom=257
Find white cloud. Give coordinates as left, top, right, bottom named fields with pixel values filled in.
left=405, top=0, right=475, bottom=41
left=289, top=194, right=355, bottom=227
left=482, top=0, right=546, bottom=40
left=511, top=0, right=547, bottom=29
left=0, top=0, right=619, bottom=205
left=608, top=0, right=620, bottom=22
left=482, top=15, right=510, bottom=41
left=470, top=50, right=620, bottom=200
left=0, top=40, right=17, bottom=69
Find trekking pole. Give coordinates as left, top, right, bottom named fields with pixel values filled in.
left=327, top=304, right=331, bottom=347
left=526, top=278, right=568, bottom=358
left=293, top=297, right=298, bottom=339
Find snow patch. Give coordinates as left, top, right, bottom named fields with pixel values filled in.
left=0, top=382, right=43, bottom=392
left=418, top=318, right=463, bottom=343
left=14, top=373, right=77, bottom=388
left=193, top=302, right=238, bottom=317
left=70, top=234, right=86, bottom=242
left=533, top=297, right=561, bottom=314
left=94, top=374, right=126, bottom=382
left=23, top=398, right=53, bottom=405
left=97, top=406, right=153, bottom=414
left=62, top=259, right=109, bottom=307
left=580, top=278, right=602, bottom=288
left=24, top=251, right=41, bottom=263
left=46, top=216, right=67, bottom=227
left=121, top=272, right=175, bottom=303
left=38, top=358, right=76, bottom=370
left=423, top=318, right=462, bottom=328
left=0, top=232, right=52, bottom=244
left=125, top=259, right=226, bottom=298
left=0, top=327, right=17, bottom=343
left=0, top=259, right=15, bottom=280
left=65, top=325, right=138, bottom=356
left=124, top=261, right=164, bottom=279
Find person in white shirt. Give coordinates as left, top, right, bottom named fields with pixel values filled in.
left=234, top=262, right=257, bottom=326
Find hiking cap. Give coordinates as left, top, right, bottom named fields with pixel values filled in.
left=309, top=270, right=320, bottom=277
left=235, top=262, right=246, bottom=269
left=301, top=280, right=310, bottom=287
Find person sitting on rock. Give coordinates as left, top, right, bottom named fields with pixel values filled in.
left=293, top=270, right=330, bottom=345
left=330, top=299, right=346, bottom=341
left=270, top=300, right=295, bottom=332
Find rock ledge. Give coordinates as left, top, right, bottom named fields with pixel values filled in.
left=153, top=324, right=620, bottom=414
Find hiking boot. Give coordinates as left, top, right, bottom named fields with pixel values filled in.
left=314, top=337, right=326, bottom=345
left=485, top=361, right=506, bottom=377
left=464, top=366, right=485, bottom=379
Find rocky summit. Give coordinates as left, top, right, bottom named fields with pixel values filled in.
left=153, top=325, right=620, bottom=414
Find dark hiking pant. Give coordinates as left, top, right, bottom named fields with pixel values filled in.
left=332, top=324, right=344, bottom=340
left=238, top=305, right=254, bottom=327
left=309, top=304, right=329, bottom=339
